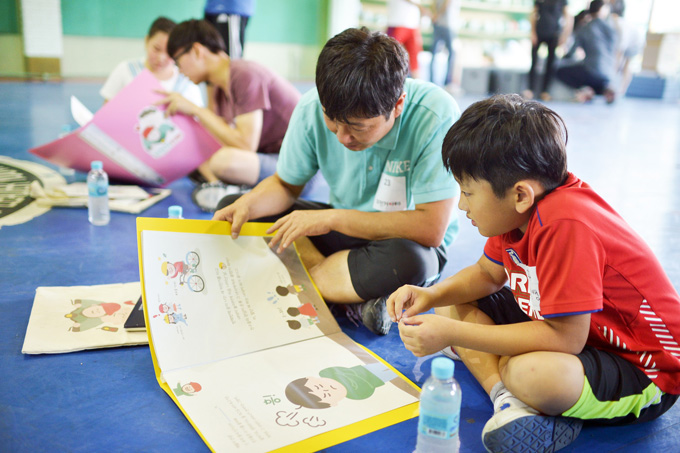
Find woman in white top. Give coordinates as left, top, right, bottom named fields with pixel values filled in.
left=100, top=17, right=204, bottom=107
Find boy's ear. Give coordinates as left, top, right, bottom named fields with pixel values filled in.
left=513, top=180, right=540, bottom=214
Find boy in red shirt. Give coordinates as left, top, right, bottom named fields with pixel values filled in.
left=387, top=94, right=680, bottom=452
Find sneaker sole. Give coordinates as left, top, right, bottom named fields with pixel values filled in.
left=483, top=414, right=582, bottom=453
left=361, top=297, right=392, bottom=336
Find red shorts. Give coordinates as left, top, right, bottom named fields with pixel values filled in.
left=387, top=26, right=423, bottom=72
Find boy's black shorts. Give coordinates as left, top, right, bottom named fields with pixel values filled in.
left=477, top=287, right=678, bottom=425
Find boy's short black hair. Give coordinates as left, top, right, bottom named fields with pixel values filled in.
left=442, top=94, right=569, bottom=198
left=147, top=16, right=176, bottom=39
left=167, top=19, right=226, bottom=59
left=316, top=27, right=409, bottom=122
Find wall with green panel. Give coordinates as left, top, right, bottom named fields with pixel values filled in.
left=1, top=0, right=327, bottom=46
left=0, top=0, right=19, bottom=34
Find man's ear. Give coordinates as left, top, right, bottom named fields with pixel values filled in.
left=393, top=93, right=407, bottom=118
left=513, top=180, right=541, bottom=214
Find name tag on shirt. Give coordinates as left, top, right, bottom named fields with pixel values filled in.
left=373, top=173, right=407, bottom=212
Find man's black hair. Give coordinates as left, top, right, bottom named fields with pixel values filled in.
left=442, top=94, right=569, bottom=198
left=167, top=19, right=226, bottom=59
left=316, top=27, right=409, bottom=122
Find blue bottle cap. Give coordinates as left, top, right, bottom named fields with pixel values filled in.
left=168, top=205, right=183, bottom=218
left=91, top=160, right=103, bottom=170
left=432, top=356, right=454, bottom=380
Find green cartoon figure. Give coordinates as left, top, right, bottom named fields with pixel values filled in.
left=65, top=298, right=135, bottom=332
left=285, top=363, right=397, bottom=409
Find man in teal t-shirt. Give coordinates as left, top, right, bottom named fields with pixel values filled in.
left=214, top=27, right=460, bottom=335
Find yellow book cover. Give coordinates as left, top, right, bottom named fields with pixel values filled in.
left=136, top=218, right=420, bottom=452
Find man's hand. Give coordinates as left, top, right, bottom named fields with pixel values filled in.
left=155, top=91, right=198, bottom=117
left=398, top=314, right=456, bottom=357
left=386, top=284, right=436, bottom=322
left=266, top=210, right=332, bottom=253
left=213, top=200, right=251, bottom=239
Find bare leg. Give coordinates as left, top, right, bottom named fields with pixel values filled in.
left=209, top=146, right=260, bottom=186
left=295, top=238, right=362, bottom=303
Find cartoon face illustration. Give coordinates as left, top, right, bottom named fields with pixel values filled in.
left=159, top=302, right=180, bottom=313
left=182, top=383, right=201, bottom=394
left=285, top=364, right=396, bottom=409
left=162, top=261, right=183, bottom=278
left=304, top=376, right=348, bottom=407
left=173, top=381, right=202, bottom=397
left=65, top=299, right=133, bottom=332
left=286, top=303, right=319, bottom=329
left=81, top=304, right=108, bottom=318
left=135, top=106, right=183, bottom=158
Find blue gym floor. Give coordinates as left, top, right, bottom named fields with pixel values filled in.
left=2, top=80, right=679, bottom=452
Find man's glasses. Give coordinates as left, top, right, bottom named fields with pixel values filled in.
left=172, top=47, right=191, bottom=64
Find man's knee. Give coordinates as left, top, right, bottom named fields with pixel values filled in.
left=349, top=238, right=441, bottom=299
left=384, top=238, right=441, bottom=285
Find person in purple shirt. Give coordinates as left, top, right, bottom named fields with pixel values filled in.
left=157, top=19, right=300, bottom=188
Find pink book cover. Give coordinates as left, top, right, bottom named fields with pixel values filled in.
left=30, top=70, right=220, bottom=187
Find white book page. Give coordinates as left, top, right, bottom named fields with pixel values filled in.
left=162, top=334, right=419, bottom=452
left=141, top=230, right=340, bottom=373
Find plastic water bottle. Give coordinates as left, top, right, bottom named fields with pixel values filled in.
left=87, top=160, right=110, bottom=226
left=168, top=205, right=183, bottom=219
left=415, top=357, right=462, bottom=453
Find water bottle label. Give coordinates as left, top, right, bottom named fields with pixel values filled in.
left=88, top=181, right=108, bottom=197
left=418, top=412, right=460, bottom=439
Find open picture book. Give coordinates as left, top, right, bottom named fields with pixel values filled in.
left=136, top=218, right=420, bottom=452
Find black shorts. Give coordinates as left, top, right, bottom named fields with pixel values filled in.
left=477, top=287, right=678, bottom=425
left=216, top=196, right=447, bottom=300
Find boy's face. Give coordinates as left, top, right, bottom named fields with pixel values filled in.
left=457, top=177, right=526, bottom=237
left=304, top=376, right=347, bottom=407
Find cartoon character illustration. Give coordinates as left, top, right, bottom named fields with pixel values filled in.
left=159, top=302, right=182, bottom=313
left=65, top=298, right=136, bottom=332
left=286, top=303, right=319, bottom=330
left=276, top=284, right=305, bottom=296
left=173, top=381, right=202, bottom=397
left=163, top=312, right=188, bottom=325
left=161, top=251, right=205, bottom=292
left=135, top=106, right=183, bottom=158
left=285, top=363, right=397, bottom=409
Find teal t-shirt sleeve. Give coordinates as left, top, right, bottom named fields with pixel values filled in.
left=276, top=91, right=321, bottom=186
left=408, top=99, right=461, bottom=207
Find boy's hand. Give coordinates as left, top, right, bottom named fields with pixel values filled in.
left=386, top=285, right=434, bottom=322
left=398, top=314, right=456, bottom=357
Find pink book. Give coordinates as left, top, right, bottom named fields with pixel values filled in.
left=30, top=70, right=220, bottom=187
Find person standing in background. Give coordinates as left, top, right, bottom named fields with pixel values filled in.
left=386, top=0, right=424, bottom=79
left=556, top=0, right=617, bottom=103
left=100, top=17, right=204, bottom=107
left=609, top=0, right=644, bottom=97
left=428, top=0, right=461, bottom=92
left=523, top=0, right=572, bottom=101
left=204, top=0, right=256, bottom=59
